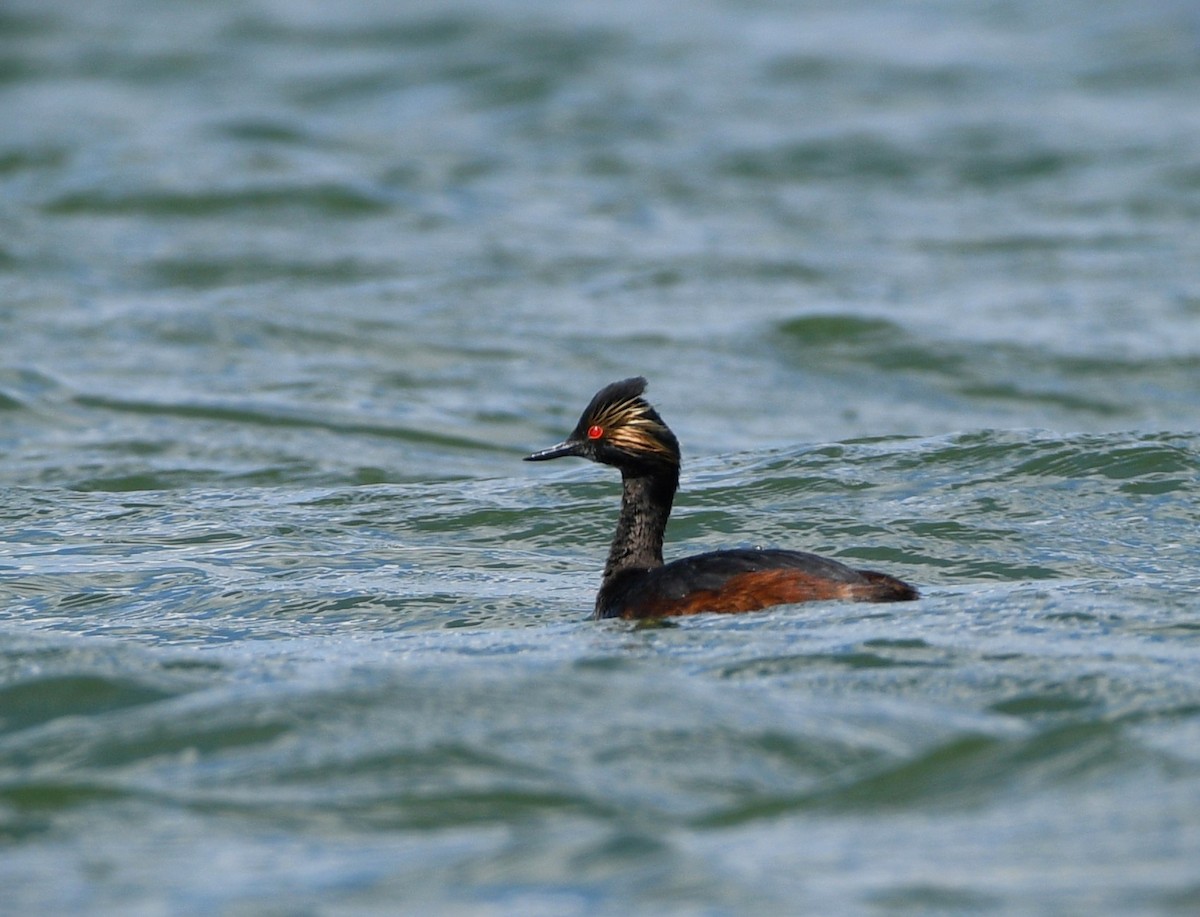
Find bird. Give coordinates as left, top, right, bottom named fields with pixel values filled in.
left=525, top=377, right=918, bottom=619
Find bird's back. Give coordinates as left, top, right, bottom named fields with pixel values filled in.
left=595, top=547, right=917, bottom=619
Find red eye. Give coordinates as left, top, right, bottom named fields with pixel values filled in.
left=587, top=425, right=604, bottom=440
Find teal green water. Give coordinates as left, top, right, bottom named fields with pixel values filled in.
left=3, top=1, right=1200, bottom=914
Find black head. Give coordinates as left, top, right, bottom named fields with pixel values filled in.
left=525, top=377, right=680, bottom=471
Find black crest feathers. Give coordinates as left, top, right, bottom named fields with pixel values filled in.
left=575, top=377, right=678, bottom=464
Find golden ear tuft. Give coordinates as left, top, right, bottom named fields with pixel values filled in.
left=588, top=394, right=677, bottom=462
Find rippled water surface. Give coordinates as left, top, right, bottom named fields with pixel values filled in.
left=3, top=1, right=1200, bottom=914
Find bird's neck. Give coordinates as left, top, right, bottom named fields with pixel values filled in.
left=603, top=465, right=678, bottom=581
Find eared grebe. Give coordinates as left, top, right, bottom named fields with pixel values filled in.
left=525, top=377, right=918, bottom=619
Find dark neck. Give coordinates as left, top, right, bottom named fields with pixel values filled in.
left=602, top=464, right=678, bottom=581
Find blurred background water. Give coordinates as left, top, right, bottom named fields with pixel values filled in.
left=2, top=0, right=1200, bottom=914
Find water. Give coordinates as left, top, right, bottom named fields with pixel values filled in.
left=3, top=0, right=1200, bottom=913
